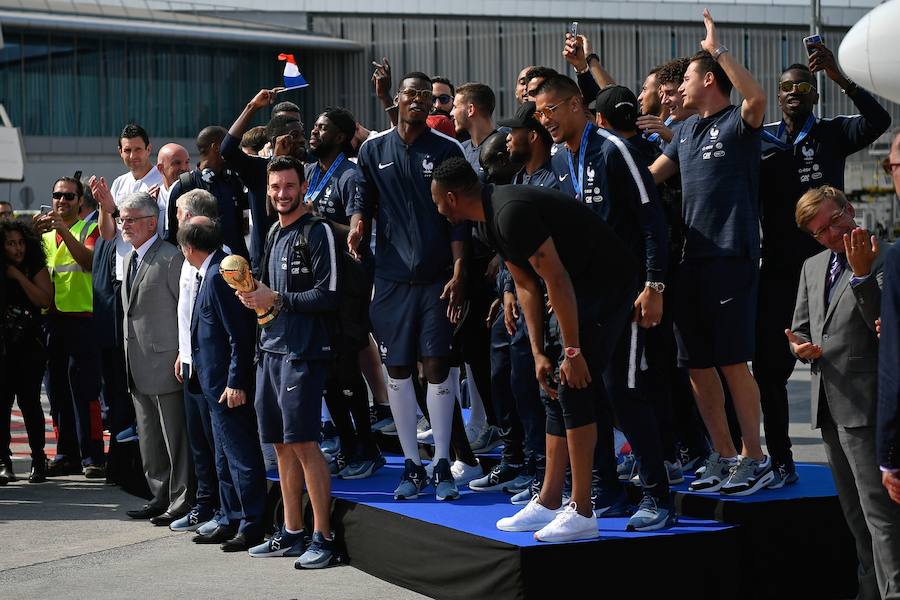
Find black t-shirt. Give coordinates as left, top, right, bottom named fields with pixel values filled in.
left=481, top=184, right=638, bottom=306
left=1, top=264, right=44, bottom=356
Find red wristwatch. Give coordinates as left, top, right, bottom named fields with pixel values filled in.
left=564, top=347, right=581, bottom=359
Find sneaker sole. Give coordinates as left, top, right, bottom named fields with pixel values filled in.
left=116, top=436, right=139, bottom=443
left=766, top=477, right=786, bottom=490
left=170, top=523, right=204, bottom=532
left=688, top=478, right=725, bottom=493
left=469, top=481, right=519, bottom=493
left=294, top=555, right=333, bottom=569
left=534, top=528, right=599, bottom=543
left=249, top=547, right=291, bottom=558
left=471, top=440, right=504, bottom=454
left=511, top=497, right=532, bottom=505
left=626, top=513, right=676, bottom=532
left=436, top=492, right=459, bottom=501
left=497, top=520, right=554, bottom=532
left=721, top=471, right=776, bottom=497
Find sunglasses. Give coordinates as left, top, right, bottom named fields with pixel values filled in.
left=534, top=96, right=575, bottom=121
left=399, top=87, right=433, bottom=102
left=779, top=81, right=815, bottom=94
left=809, top=206, right=848, bottom=239
left=432, top=94, right=453, bottom=105
left=882, top=158, right=900, bottom=175
left=52, top=192, right=77, bottom=201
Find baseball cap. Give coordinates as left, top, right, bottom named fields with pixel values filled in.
left=497, top=101, right=552, bottom=145
left=427, top=113, right=456, bottom=137
left=589, top=85, right=639, bottom=130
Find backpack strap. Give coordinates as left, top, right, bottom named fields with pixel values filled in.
left=177, top=171, right=196, bottom=195
left=259, top=220, right=282, bottom=286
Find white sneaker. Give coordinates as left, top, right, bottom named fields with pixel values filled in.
left=534, top=502, right=599, bottom=543
left=450, top=459, right=482, bottom=486
left=496, top=496, right=562, bottom=532
left=416, top=428, right=434, bottom=445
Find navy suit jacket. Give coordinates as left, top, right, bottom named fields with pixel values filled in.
left=190, top=249, right=256, bottom=401
left=878, top=242, right=900, bottom=469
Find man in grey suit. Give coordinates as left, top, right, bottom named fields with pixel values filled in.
left=788, top=185, right=900, bottom=600
left=119, top=191, right=195, bottom=524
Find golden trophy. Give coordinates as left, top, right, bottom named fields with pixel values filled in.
left=219, top=254, right=278, bottom=326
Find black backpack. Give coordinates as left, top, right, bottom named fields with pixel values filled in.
left=261, top=216, right=370, bottom=343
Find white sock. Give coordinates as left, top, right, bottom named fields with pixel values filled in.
left=448, top=366, right=461, bottom=407
left=427, top=376, right=455, bottom=461
left=465, top=363, right=487, bottom=429
left=286, top=527, right=304, bottom=535
left=387, top=377, right=421, bottom=464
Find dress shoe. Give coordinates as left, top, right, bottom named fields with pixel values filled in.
left=45, top=457, right=82, bottom=477
left=221, top=531, right=264, bottom=553
left=28, top=460, right=47, bottom=483
left=0, top=463, right=15, bottom=484
left=192, top=526, right=237, bottom=544
left=126, top=505, right=167, bottom=519
left=83, top=464, right=106, bottom=479
left=150, top=511, right=184, bottom=527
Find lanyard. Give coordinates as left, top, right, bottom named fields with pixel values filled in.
left=761, top=113, right=816, bottom=151
left=646, top=115, right=675, bottom=143
left=567, top=123, right=593, bottom=199
left=304, top=153, right=345, bottom=203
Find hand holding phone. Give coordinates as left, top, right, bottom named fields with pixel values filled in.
left=803, top=34, right=822, bottom=56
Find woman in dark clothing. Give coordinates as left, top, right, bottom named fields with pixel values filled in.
left=1, top=220, right=52, bottom=484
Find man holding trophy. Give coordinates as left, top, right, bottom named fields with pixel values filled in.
left=229, top=156, right=340, bottom=569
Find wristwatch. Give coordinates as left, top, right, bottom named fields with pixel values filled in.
left=564, top=347, right=581, bottom=359
left=712, top=45, right=729, bottom=61
left=577, top=53, right=600, bottom=74
left=645, top=281, right=666, bottom=293
left=272, top=290, right=284, bottom=312
left=841, top=78, right=859, bottom=96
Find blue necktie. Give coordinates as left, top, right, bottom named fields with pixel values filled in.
left=127, top=253, right=138, bottom=297
left=825, top=252, right=846, bottom=307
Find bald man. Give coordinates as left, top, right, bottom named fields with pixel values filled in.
left=156, top=143, right=191, bottom=237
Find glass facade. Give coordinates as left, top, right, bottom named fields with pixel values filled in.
left=0, top=29, right=303, bottom=138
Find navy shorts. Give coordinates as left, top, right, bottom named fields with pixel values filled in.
left=542, top=294, right=633, bottom=437
left=673, top=257, right=759, bottom=369
left=254, top=352, right=327, bottom=444
left=369, top=276, right=453, bottom=367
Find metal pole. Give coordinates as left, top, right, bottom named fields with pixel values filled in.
left=812, top=0, right=824, bottom=116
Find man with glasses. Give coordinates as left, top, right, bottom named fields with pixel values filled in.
left=431, top=77, right=454, bottom=118
left=349, top=72, right=468, bottom=501
left=535, top=75, right=673, bottom=530
left=34, top=177, right=104, bottom=478
left=757, top=42, right=891, bottom=488
left=789, top=185, right=900, bottom=598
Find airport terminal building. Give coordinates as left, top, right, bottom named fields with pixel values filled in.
left=0, top=0, right=897, bottom=228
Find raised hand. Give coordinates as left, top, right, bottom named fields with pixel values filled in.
left=843, top=227, right=879, bottom=277
left=700, top=9, right=720, bottom=54
left=563, top=33, right=587, bottom=71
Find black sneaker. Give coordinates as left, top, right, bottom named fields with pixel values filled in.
left=0, top=462, right=14, bottom=484
left=468, top=461, right=522, bottom=492
left=768, top=460, right=799, bottom=489
left=328, top=451, right=349, bottom=476
left=393, top=459, right=429, bottom=500
left=45, top=457, right=82, bottom=477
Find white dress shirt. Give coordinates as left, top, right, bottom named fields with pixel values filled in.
left=177, top=248, right=229, bottom=370
left=110, top=165, right=164, bottom=281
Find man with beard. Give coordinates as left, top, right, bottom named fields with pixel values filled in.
left=221, top=90, right=307, bottom=275
left=237, top=156, right=340, bottom=569
left=304, top=107, right=383, bottom=480
left=756, top=44, right=890, bottom=487
left=432, top=157, right=640, bottom=541
left=349, top=72, right=468, bottom=501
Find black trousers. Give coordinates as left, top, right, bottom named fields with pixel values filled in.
left=753, top=272, right=799, bottom=465
left=1, top=345, right=46, bottom=462
left=323, top=336, right=374, bottom=459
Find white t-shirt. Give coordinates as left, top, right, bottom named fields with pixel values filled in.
left=110, top=165, right=164, bottom=281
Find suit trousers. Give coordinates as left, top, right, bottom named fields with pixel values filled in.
left=183, top=364, right=219, bottom=515
left=822, top=414, right=900, bottom=600
left=132, top=389, right=194, bottom=515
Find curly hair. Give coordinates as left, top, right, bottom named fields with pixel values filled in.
left=656, top=57, right=691, bottom=87
left=0, top=220, right=47, bottom=277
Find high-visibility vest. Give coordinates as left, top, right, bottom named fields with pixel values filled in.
left=43, top=219, right=96, bottom=313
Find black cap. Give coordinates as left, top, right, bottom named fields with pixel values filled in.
left=497, top=101, right=552, bottom=145
left=589, top=85, right=639, bottom=130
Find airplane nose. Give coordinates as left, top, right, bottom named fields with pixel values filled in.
left=839, top=0, right=900, bottom=103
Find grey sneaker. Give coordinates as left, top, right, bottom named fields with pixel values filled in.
left=688, top=452, right=735, bottom=493
left=665, top=460, right=685, bottom=485
left=294, top=531, right=335, bottom=569
left=617, top=454, right=637, bottom=481
left=626, top=494, right=676, bottom=532
left=394, top=459, right=429, bottom=500
left=471, top=425, right=503, bottom=454
left=432, top=458, right=459, bottom=501
left=721, top=455, right=775, bottom=496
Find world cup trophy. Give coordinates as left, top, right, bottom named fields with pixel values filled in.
left=219, top=254, right=278, bottom=326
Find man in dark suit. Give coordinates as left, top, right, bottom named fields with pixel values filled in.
left=788, top=185, right=900, bottom=599
left=878, top=129, right=900, bottom=508
left=178, top=217, right=266, bottom=552
left=120, top=191, right=194, bottom=524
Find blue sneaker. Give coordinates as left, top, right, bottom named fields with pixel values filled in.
left=195, top=511, right=224, bottom=536
left=432, top=458, right=460, bottom=501
left=169, top=506, right=213, bottom=532
left=320, top=422, right=340, bottom=456
left=338, top=452, right=386, bottom=480
left=394, top=459, right=428, bottom=500
left=506, top=472, right=533, bottom=494
left=294, top=531, right=335, bottom=569
left=116, top=425, right=138, bottom=443
left=592, top=486, right=632, bottom=518
left=328, top=451, right=348, bottom=476
left=767, top=460, right=799, bottom=489
left=626, top=494, right=676, bottom=531
left=249, top=526, right=309, bottom=557
left=617, top=454, right=636, bottom=481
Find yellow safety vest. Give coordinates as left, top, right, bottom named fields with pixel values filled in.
left=43, top=219, right=96, bottom=313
